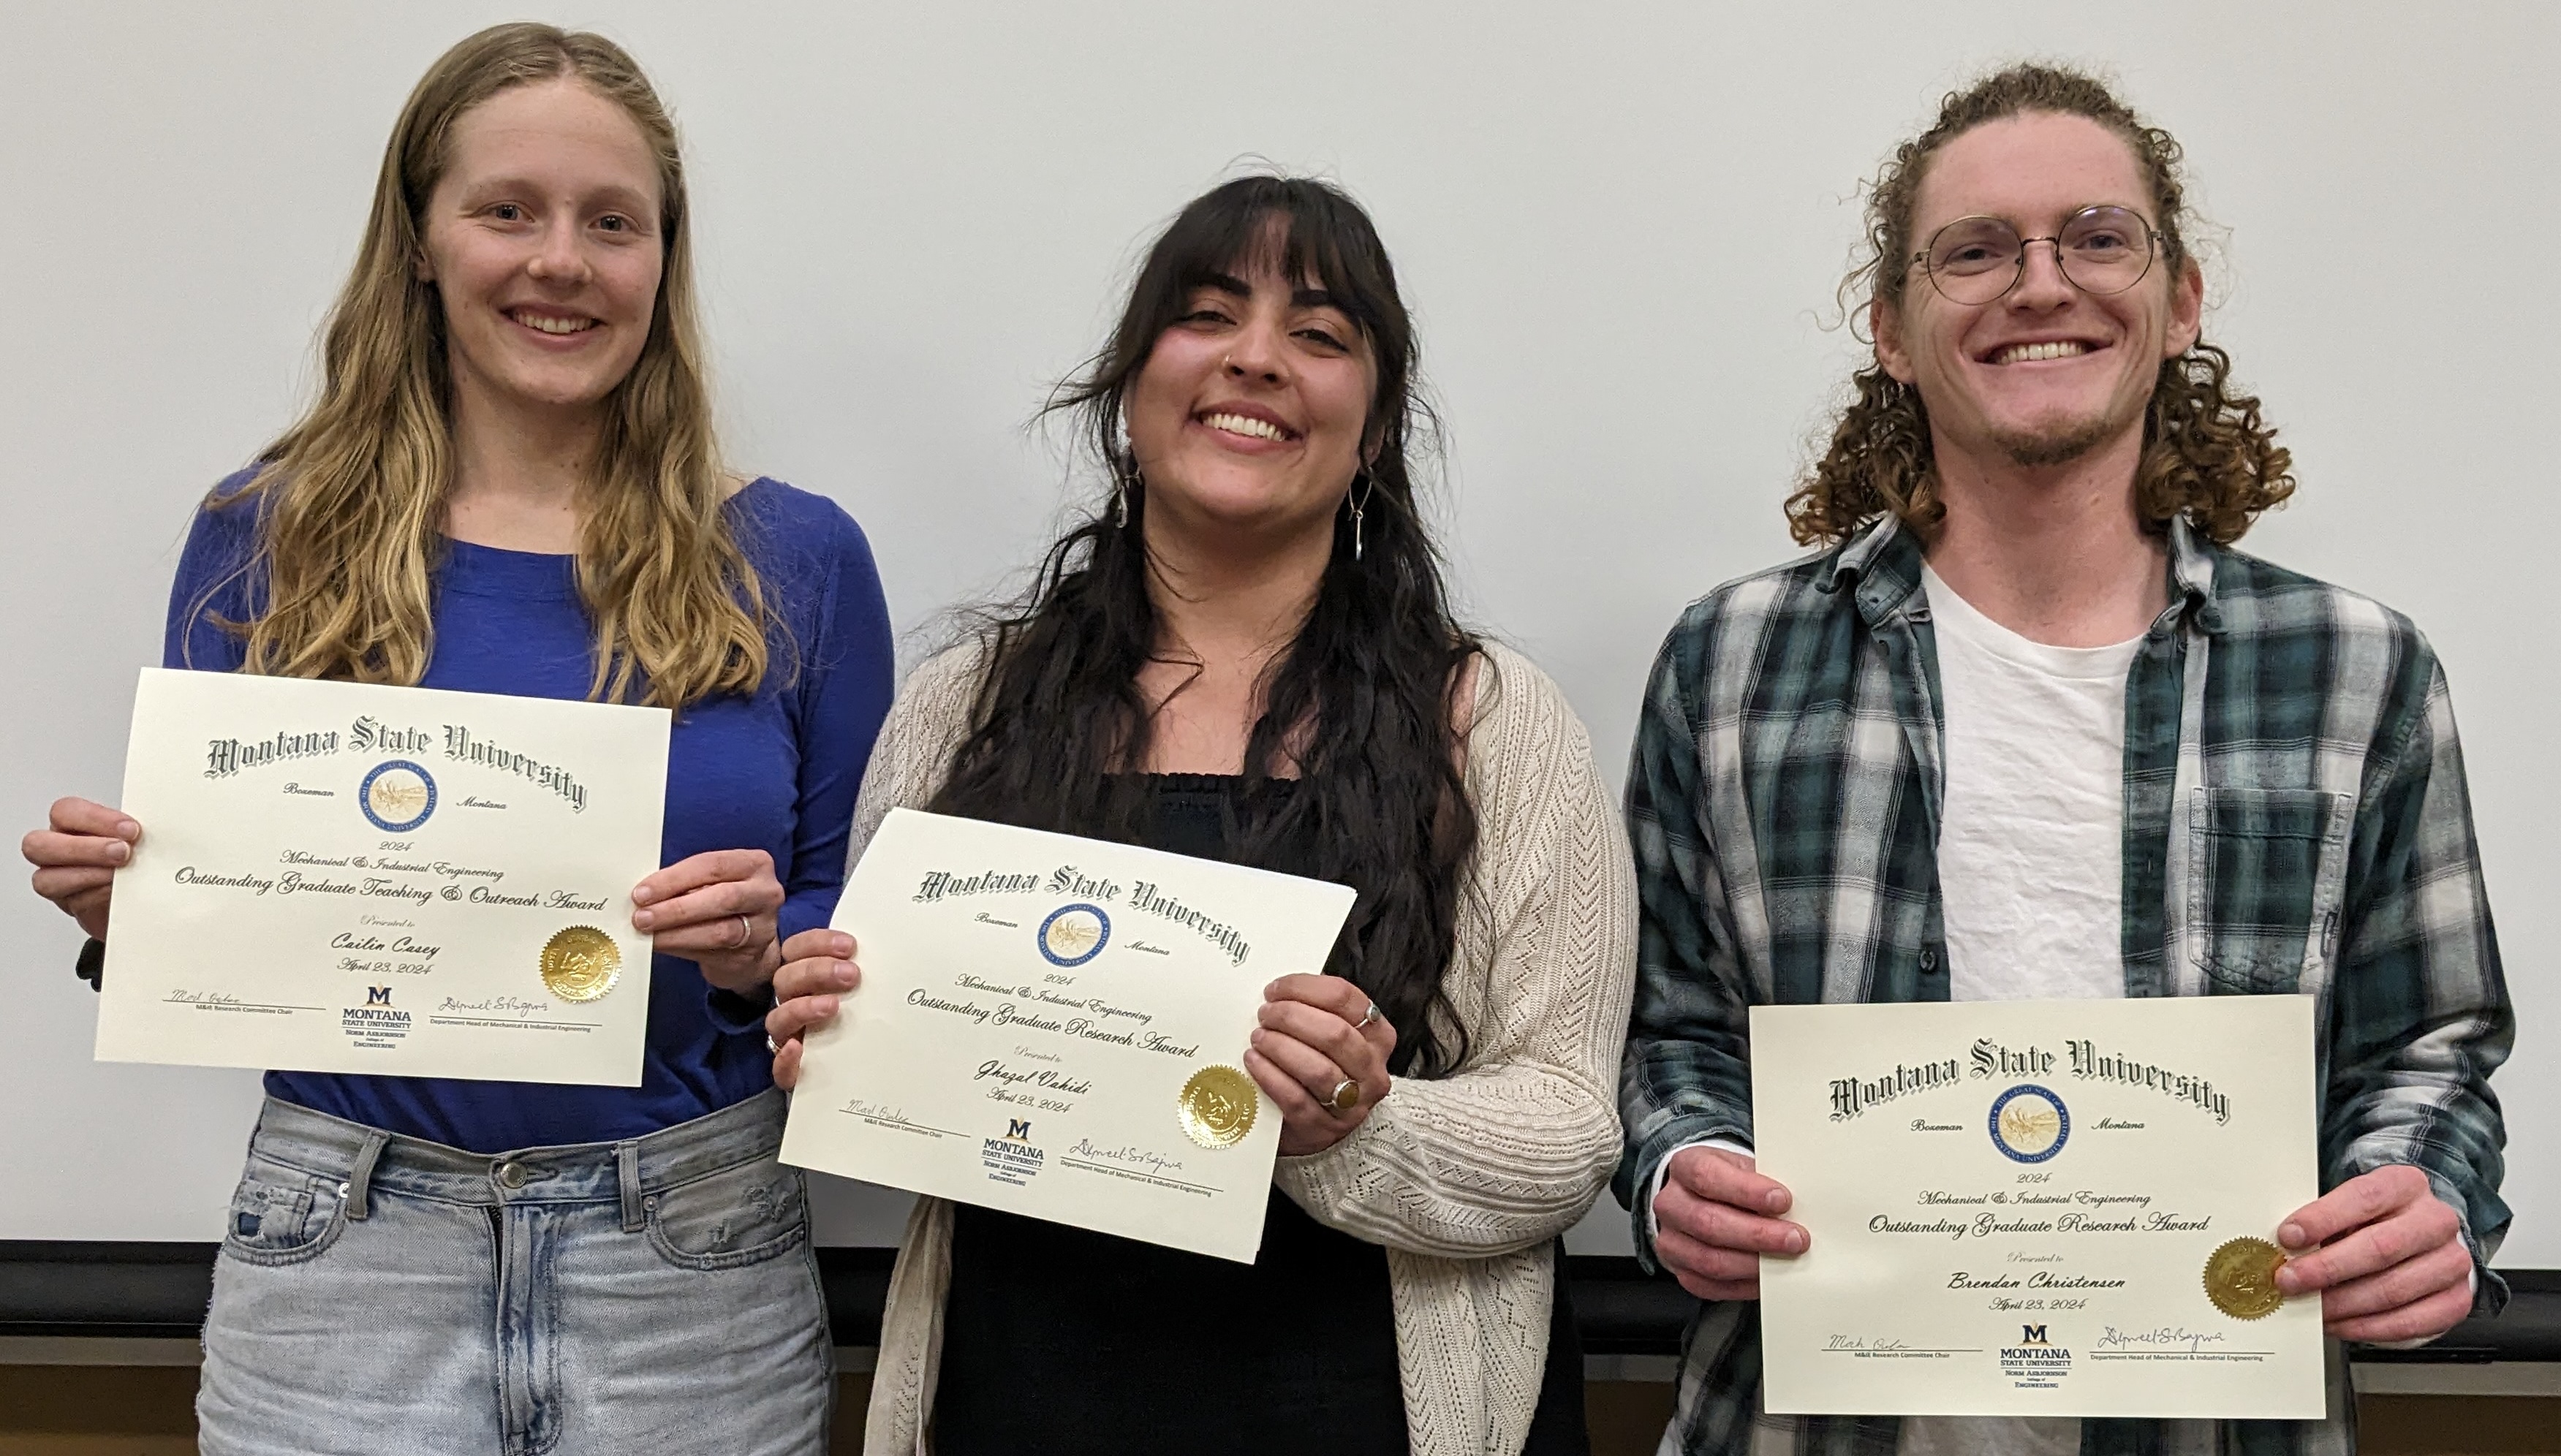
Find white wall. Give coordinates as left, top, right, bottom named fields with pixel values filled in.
left=3, top=1, right=2553, bottom=1261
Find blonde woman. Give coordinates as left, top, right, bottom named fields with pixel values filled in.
left=18, top=25, right=889, bottom=1453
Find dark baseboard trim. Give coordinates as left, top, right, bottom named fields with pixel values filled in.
left=4, top=1241, right=2552, bottom=1362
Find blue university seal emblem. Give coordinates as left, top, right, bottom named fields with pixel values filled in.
left=1988, top=1083, right=2070, bottom=1164
left=1036, top=903, right=1110, bottom=967
left=358, top=759, right=436, bottom=833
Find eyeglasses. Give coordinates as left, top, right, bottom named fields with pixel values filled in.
left=1910, top=205, right=2163, bottom=306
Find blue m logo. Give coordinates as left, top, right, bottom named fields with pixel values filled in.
left=366, top=987, right=393, bottom=1006
left=1005, top=1119, right=1032, bottom=1141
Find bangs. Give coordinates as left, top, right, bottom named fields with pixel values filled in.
left=1154, top=180, right=1391, bottom=341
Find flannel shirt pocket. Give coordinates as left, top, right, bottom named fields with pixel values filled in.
left=2187, top=787, right=2351, bottom=993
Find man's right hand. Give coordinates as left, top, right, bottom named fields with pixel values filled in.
left=22, top=797, right=137, bottom=941
left=1653, top=1145, right=1809, bottom=1301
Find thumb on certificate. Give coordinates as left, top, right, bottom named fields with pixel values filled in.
left=1673, top=1145, right=1793, bottom=1215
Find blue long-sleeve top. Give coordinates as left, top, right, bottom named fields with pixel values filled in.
left=163, top=473, right=894, bottom=1153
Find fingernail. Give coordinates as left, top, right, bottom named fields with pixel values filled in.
left=630, top=887, right=654, bottom=906
left=632, top=909, right=656, bottom=929
left=1785, top=1229, right=1807, bottom=1254
left=2274, top=1267, right=2302, bottom=1294
left=834, top=934, right=854, bottom=956
left=1766, top=1189, right=1788, bottom=1213
left=106, top=842, right=130, bottom=865
left=833, top=962, right=858, bottom=987
left=115, top=820, right=139, bottom=839
left=2279, top=1222, right=2306, bottom=1248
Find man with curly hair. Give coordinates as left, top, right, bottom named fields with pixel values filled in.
left=1616, top=63, right=2510, bottom=1455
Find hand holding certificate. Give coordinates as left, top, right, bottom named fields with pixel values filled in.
left=1749, top=996, right=2325, bottom=1420
left=777, top=809, right=1358, bottom=1262
left=94, top=670, right=670, bottom=1086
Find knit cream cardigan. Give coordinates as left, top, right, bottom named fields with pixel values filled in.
left=852, top=639, right=1638, bottom=1456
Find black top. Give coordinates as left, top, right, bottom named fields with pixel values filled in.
left=931, top=776, right=1586, bottom=1455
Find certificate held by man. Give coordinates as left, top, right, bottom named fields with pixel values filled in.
left=779, top=808, right=1358, bottom=1263
left=97, top=669, right=670, bottom=1085
left=1750, top=996, right=2324, bottom=1419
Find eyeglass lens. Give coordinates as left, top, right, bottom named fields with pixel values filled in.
left=1923, top=206, right=2155, bottom=304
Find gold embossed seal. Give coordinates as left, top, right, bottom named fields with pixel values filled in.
left=2203, top=1237, right=2288, bottom=1320
left=540, top=926, right=622, bottom=1003
left=1176, top=1065, right=1257, bottom=1149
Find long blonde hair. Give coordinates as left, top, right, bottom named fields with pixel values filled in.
left=208, top=22, right=767, bottom=708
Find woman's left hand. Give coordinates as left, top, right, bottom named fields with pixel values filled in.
left=1246, top=974, right=1395, bottom=1157
left=631, top=849, right=784, bottom=994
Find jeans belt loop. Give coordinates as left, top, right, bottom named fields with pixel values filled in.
left=344, top=1129, right=391, bottom=1222
left=618, top=1140, right=646, bottom=1233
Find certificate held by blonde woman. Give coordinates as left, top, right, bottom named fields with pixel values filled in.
left=95, top=669, right=670, bottom=1085
left=779, top=809, right=1357, bottom=1262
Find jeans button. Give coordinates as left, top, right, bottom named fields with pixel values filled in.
left=495, top=1160, right=529, bottom=1190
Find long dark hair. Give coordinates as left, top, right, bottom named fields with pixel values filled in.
left=929, top=175, right=1480, bottom=1078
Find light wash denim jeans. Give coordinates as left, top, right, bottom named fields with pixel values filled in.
left=196, top=1089, right=833, bottom=1455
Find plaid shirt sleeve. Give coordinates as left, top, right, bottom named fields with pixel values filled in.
left=1616, top=612, right=1760, bottom=1270
left=2320, top=647, right=2514, bottom=1313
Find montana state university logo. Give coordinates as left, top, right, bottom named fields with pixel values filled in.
left=358, top=759, right=437, bottom=833
left=1037, top=903, right=1111, bottom=967
left=1988, top=1084, right=2070, bottom=1164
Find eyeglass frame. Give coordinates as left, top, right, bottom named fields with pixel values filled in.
left=1905, top=205, right=2171, bottom=306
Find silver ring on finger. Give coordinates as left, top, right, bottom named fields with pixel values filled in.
left=1327, top=1077, right=1361, bottom=1114
left=727, top=913, right=752, bottom=949
left=1356, top=1001, right=1380, bottom=1031
left=765, top=1034, right=781, bottom=1055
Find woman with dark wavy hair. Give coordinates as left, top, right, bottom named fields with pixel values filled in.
left=765, top=175, right=1636, bottom=1455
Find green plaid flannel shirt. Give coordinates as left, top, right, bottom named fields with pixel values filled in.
left=1616, top=516, right=2512, bottom=1456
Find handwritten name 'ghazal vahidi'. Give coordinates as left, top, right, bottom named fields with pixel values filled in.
left=200, top=716, right=586, bottom=811
left=1827, top=1037, right=2232, bottom=1123
left=909, top=864, right=1253, bottom=965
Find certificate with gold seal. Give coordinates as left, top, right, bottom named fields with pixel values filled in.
left=778, top=809, right=1358, bottom=1262
left=94, top=669, right=669, bottom=1085
left=1750, top=996, right=2324, bottom=1419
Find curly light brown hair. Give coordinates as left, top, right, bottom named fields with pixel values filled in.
left=1784, top=63, right=2293, bottom=548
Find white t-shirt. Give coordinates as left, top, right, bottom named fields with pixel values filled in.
left=1925, top=564, right=2141, bottom=1005
left=1900, top=565, right=2142, bottom=1456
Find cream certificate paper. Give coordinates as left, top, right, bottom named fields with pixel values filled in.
left=779, top=808, right=1358, bottom=1263
left=96, top=669, right=669, bottom=1086
left=1751, top=996, right=2323, bottom=1419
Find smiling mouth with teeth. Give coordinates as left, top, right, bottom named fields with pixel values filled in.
left=1990, top=340, right=2093, bottom=365
left=511, top=311, right=598, bottom=336
left=1199, top=411, right=1293, bottom=443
